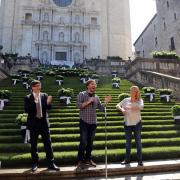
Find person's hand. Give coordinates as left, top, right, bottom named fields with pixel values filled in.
left=124, top=106, right=131, bottom=110
left=47, top=96, right=52, bottom=104
left=88, top=97, right=96, bottom=104
left=121, top=108, right=127, bottom=115
left=104, top=95, right=111, bottom=105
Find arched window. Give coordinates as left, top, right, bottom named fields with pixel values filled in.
left=75, top=15, right=80, bottom=24
left=163, top=22, right=166, bottom=31
left=59, top=32, right=64, bottom=42
left=74, top=32, right=80, bottom=42
left=43, top=31, right=49, bottom=41
left=44, top=13, right=49, bottom=22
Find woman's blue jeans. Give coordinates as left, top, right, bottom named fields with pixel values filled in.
left=77, top=120, right=97, bottom=161
left=124, top=121, right=142, bottom=162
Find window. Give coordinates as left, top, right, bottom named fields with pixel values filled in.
left=74, top=32, right=80, bottom=42
left=163, top=22, right=166, bottom=31
left=91, top=17, right=97, bottom=25
left=174, top=13, right=177, bottom=20
left=43, top=31, right=48, bottom=41
left=167, top=1, right=169, bottom=9
left=59, top=32, right=64, bottom=42
left=141, top=38, right=143, bottom=44
left=56, top=52, right=67, bottom=60
left=170, top=37, right=175, bottom=50
left=25, top=13, right=32, bottom=21
left=75, top=15, right=80, bottom=24
left=44, top=13, right=49, bottom=22
left=155, top=37, right=158, bottom=47
left=53, top=0, right=72, bottom=7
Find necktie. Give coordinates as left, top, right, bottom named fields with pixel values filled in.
left=36, top=96, right=42, bottom=119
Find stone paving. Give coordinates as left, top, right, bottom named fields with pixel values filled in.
left=1, top=159, right=180, bottom=180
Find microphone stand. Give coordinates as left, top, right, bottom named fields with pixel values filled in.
left=104, top=106, right=108, bottom=180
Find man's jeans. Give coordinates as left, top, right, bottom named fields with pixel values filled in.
left=77, top=120, right=97, bottom=161
left=124, top=121, right=142, bottom=162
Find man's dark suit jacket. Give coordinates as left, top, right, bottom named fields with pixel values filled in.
left=24, top=93, right=51, bottom=130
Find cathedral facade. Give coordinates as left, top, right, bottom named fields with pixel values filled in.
left=0, top=0, right=132, bottom=66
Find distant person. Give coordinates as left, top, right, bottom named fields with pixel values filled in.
left=116, top=86, right=144, bottom=166
left=77, top=80, right=111, bottom=167
left=24, top=80, right=59, bottom=171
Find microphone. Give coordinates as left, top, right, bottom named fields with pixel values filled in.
left=89, top=93, right=95, bottom=106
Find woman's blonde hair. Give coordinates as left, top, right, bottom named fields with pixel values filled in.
left=130, top=86, right=141, bottom=101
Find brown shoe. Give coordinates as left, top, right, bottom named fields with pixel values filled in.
left=121, top=159, right=130, bottom=165
left=84, top=160, right=96, bottom=167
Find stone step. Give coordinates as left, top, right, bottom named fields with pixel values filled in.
left=1, top=159, right=180, bottom=180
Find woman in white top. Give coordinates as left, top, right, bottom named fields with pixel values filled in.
left=116, top=86, right=144, bottom=166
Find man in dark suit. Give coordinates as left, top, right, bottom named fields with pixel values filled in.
left=24, top=80, right=59, bottom=172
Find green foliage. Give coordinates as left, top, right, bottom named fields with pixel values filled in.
left=158, top=89, right=173, bottom=95
left=11, top=75, right=20, bottom=79
left=57, top=88, right=74, bottom=97
left=56, top=75, right=64, bottom=80
left=112, top=77, right=121, bottom=83
left=46, top=70, right=56, bottom=76
left=142, top=87, right=156, bottom=93
left=0, top=90, right=12, bottom=99
left=171, top=105, right=180, bottom=116
left=151, top=51, right=179, bottom=59
left=118, top=93, right=130, bottom=101
left=15, top=113, right=28, bottom=126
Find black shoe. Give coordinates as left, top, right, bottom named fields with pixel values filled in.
left=138, top=161, right=143, bottom=166
left=31, top=164, right=38, bottom=172
left=121, top=159, right=130, bottom=165
left=48, top=163, right=60, bottom=171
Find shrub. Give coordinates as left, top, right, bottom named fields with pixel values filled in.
left=46, top=70, right=56, bottom=76
left=171, top=105, right=180, bottom=116
left=11, top=75, right=20, bottom=79
left=142, top=87, right=156, bottom=93
left=151, top=51, right=179, bottom=59
left=158, top=89, right=173, bottom=95
left=56, top=75, right=64, bottom=80
left=112, top=77, right=121, bottom=83
left=15, top=113, right=28, bottom=126
left=57, top=88, right=74, bottom=97
left=118, top=93, right=130, bottom=102
left=0, top=90, right=12, bottom=99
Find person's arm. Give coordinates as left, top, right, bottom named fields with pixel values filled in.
left=130, top=99, right=144, bottom=110
left=77, top=92, right=94, bottom=109
left=24, top=96, right=32, bottom=114
left=116, top=99, right=127, bottom=115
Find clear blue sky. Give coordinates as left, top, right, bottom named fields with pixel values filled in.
left=130, top=0, right=157, bottom=44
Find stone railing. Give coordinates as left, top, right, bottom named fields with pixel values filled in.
left=84, top=58, right=129, bottom=77
left=126, top=57, right=180, bottom=78
left=126, top=57, right=180, bottom=99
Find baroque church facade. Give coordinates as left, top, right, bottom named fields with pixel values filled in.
left=134, top=0, right=180, bottom=58
left=0, top=0, right=132, bottom=66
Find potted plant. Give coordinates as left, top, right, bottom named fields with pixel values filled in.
left=15, top=113, right=29, bottom=142
left=171, top=105, right=180, bottom=124
left=158, top=89, right=173, bottom=102
left=11, top=74, right=21, bottom=85
left=56, top=75, right=64, bottom=85
left=0, top=90, right=12, bottom=110
left=57, top=88, right=74, bottom=105
left=112, top=77, right=121, bottom=88
left=118, top=93, right=130, bottom=102
left=142, top=87, right=156, bottom=102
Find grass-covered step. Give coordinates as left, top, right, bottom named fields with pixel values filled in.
left=0, top=73, right=180, bottom=168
